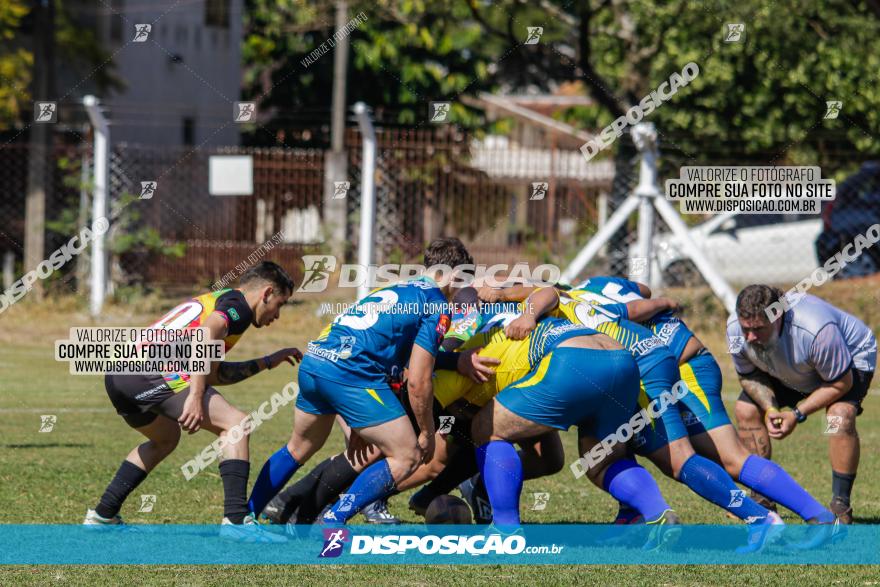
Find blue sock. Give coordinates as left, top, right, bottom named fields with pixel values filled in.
left=603, top=459, right=670, bottom=523
left=739, top=455, right=831, bottom=522
left=679, top=454, right=769, bottom=523
left=476, top=441, right=523, bottom=526
left=324, top=459, right=395, bottom=523
left=247, top=445, right=300, bottom=516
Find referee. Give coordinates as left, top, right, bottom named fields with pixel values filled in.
left=728, top=284, right=876, bottom=523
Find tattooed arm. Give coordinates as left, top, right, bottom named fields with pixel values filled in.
left=214, top=358, right=266, bottom=385
left=209, top=347, right=303, bottom=386
left=739, top=370, right=779, bottom=413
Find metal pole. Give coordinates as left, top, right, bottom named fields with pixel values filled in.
left=84, top=95, right=109, bottom=317
left=353, top=102, right=376, bottom=301
left=331, top=0, right=349, bottom=154
left=631, top=123, right=658, bottom=284
left=2, top=251, right=13, bottom=291
left=653, top=197, right=737, bottom=313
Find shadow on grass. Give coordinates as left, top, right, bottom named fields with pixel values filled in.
left=2, top=443, right=91, bottom=449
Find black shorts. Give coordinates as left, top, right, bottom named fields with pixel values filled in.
left=737, top=369, right=874, bottom=416
left=105, top=373, right=218, bottom=427
left=398, top=386, right=472, bottom=443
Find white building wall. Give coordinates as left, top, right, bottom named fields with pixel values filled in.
left=101, top=0, right=243, bottom=147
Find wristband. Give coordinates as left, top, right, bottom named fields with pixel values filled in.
left=263, top=355, right=271, bottom=370
left=793, top=407, right=807, bottom=423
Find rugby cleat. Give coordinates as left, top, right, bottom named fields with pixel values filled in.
left=790, top=514, right=846, bottom=550
left=83, top=509, right=125, bottom=527
left=260, top=495, right=290, bottom=525
left=829, top=497, right=853, bottom=525
left=642, top=509, right=682, bottom=551
left=735, top=511, right=785, bottom=554
left=219, top=513, right=288, bottom=544
left=361, top=498, right=400, bottom=524
left=595, top=505, right=646, bottom=547
left=459, top=475, right=493, bottom=524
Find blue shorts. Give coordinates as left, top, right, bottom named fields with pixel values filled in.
left=677, top=349, right=730, bottom=435
left=633, top=354, right=690, bottom=455
left=295, top=370, right=405, bottom=429
left=496, top=347, right=639, bottom=438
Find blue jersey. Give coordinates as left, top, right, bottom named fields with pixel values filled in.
left=575, top=276, right=695, bottom=361
left=300, top=277, right=451, bottom=387
left=556, top=296, right=673, bottom=374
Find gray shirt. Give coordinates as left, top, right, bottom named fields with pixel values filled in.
left=727, top=294, right=876, bottom=393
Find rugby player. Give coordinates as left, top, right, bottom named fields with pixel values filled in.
left=573, top=277, right=840, bottom=527
left=508, top=287, right=786, bottom=551
left=84, top=262, right=300, bottom=543
left=730, top=285, right=877, bottom=524
left=246, top=237, right=470, bottom=523
left=259, top=288, right=504, bottom=526
left=412, top=293, right=680, bottom=535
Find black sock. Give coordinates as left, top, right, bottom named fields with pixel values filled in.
left=296, top=456, right=358, bottom=523
left=832, top=470, right=856, bottom=507
left=273, top=457, right=333, bottom=523
left=422, top=444, right=478, bottom=497
left=219, top=459, right=250, bottom=524
left=95, top=460, right=148, bottom=519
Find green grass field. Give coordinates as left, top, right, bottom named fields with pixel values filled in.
left=1, top=286, right=879, bottom=585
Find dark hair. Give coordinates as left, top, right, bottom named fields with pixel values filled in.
left=424, top=237, right=474, bottom=270
left=736, top=284, right=784, bottom=321
left=240, top=261, right=294, bottom=295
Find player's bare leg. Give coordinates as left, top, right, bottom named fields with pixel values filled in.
left=319, top=415, right=421, bottom=523
left=352, top=415, right=421, bottom=484
left=689, top=424, right=751, bottom=478
left=84, top=415, right=182, bottom=526
left=827, top=401, right=859, bottom=522
left=734, top=400, right=777, bottom=509
left=125, top=415, right=181, bottom=473
left=198, top=390, right=251, bottom=461
left=646, top=437, right=696, bottom=479
left=518, top=431, right=565, bottom=478
left=395, top=430, right=450, bottom=491
left=285, top=408, right=337, bottom=464
left=472, top=399, right=553, bottom=444
left=734, top=400, right=773, bottom=459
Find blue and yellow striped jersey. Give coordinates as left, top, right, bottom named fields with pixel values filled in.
left=433, top=308, right=597, bottom=408
left=552, top=295, right=674, bottom=372
left=573, top=277, right=695, bottom=360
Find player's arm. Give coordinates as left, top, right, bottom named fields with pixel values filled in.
left=798, top=371, right=852, bottom=416
left=408, top=344, right=437, bottom=462
left=625, top=297, right=680, bottom=322
left=477, top=283, right=537, bottom=303
left=769, top=371, right=853, bottom=440
left=773, top=325, right=856, bottom=438
left=179, top=312, right=228, bottom=433
left=635, top=282, right=652, bottom=298
left=739, top=370, right=780, bottom=415
left=209, top=347, right=303, bottom=386
left=505, top=287, right=560, bottom=340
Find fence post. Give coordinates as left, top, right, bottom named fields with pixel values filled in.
left=2, top=251, right=13, bottom=291
left=353, top=102, right=376, bottom=301
left=631, top=124, right=658, bottom=285
left=84, top=96, right=109, bottom=318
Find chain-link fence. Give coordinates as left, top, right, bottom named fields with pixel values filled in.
left=5, top=115, right=878, bottom=302
left=0, top=121, right=615, bottom=297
